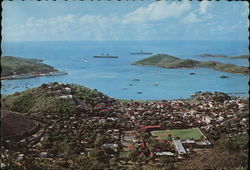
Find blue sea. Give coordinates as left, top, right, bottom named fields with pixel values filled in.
left=1, top=40, right=249, bottom=100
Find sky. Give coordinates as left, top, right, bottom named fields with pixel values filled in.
left=2, top=0, right=249, bottom=41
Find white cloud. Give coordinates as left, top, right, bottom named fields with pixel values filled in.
left=122, top=1, right=191, bottom=24
left=4, top=12, right=156, bottom=41
left=2, top=1, right=247, bottom=41
left=182, top=1, right=213, bottom=24
left=210, top=25, right=225, bottom=33
left=217, top=25, right=224, bottom=32
left=199, top=1, right=211, bottom=14
left=7, top=1, right=193, bottom=41
left=182, top=12, right=201, bottom=23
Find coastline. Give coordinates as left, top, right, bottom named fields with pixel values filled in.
left=134, top=63, right=249, bottom=75
left=1, top=71, right=67, bottom=80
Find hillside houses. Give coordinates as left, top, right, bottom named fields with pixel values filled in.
left=1, top=83, right=248, bottom=169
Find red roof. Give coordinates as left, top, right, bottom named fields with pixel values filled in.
left=128, top=145, right=135, bottom=149
left=139, top=152, right=145, bottom=157
left=142, top=125, right=160, bottom=129
left=159, top=140, right=165, bottom=143
left=117, top=115, right=123, bottom=118
left=95, top=105, right=102, bottom=108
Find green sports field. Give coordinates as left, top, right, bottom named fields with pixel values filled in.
left=151, top=128, right=205, bottom=140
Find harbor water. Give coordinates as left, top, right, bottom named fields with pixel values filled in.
left=1, top=40, right=249, bottom=100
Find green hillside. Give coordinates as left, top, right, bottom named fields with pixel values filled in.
left=133, top=54, right=249, bottom=75
left=2, top=83, right=111, bottom=123
left=1, top=56, right=58, bottom=77
left=134, top=54, right=181, bottom=65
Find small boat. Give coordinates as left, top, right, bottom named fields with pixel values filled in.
left=83, top=59, right=89, bottom=63
left=153, top=83, right=159, bottom=86
left=137, top=92, right=143, bottom=94
left=189, top=72, right=196, bottom=75
left=220, top=75, right=229, bottom=79
left=129, top=84, right=133, bottom=86
left=132, top=78, right=140, bottom=81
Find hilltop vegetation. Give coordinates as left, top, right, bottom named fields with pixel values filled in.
left=200, top=54, right=249, bottom=59
left=2, top=83, right=108, bottom=123
left=133, top=54, right=249, bottom=75
left=1, top=56, right=58, bottom=77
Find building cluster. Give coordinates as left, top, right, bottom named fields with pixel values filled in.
left=1, top=83, right=248, bottom=168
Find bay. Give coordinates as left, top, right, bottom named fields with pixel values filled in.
left=1, top=40, right=249, bottom=100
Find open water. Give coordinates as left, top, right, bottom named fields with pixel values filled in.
left=1, top=40, right=249, bottom=100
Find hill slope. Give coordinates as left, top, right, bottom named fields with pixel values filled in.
left=133, top=54, right=249, bottom=75
left=2, top=82, right=115, bottom=123
left=1, top=111, right=39, bottom=140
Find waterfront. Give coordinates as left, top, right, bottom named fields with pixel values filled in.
left=1, top=40, right=249, bottom=100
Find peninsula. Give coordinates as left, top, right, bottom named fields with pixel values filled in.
left=1, top=56, right=67, bottom=80
left=200, top=53, right=249, bottom=59
left=133, top=54, right=249, bottom=75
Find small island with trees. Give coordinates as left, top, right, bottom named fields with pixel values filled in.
left=133, top=54, right=249, bottom=75
left=200, top=53, right=249, bottom=59
left=1, top=56, right=67, bottom=80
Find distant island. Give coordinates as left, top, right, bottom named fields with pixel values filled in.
left=200, top=54, right=249, bottom=59
left=130, top=51, right=153, bottom=55
left=1, top=56, right=67, bottom=80
left=133, top=54, right=249, bottom=75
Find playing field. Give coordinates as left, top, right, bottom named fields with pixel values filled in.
left=151, top=128, right=204, bottom=140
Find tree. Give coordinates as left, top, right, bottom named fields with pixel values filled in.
left=89, top=149, right=107, bottom=162
left=109, top=157, right=119, bottom=169
left=128, top=149, right=138, bottom=162
left=94, top=135, right=107, bottom=148
left=148, top=139, right=160, bottom=151
left=159, top=156, right=174, bottom=167
left=91, top=160, right=108, bottom=169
